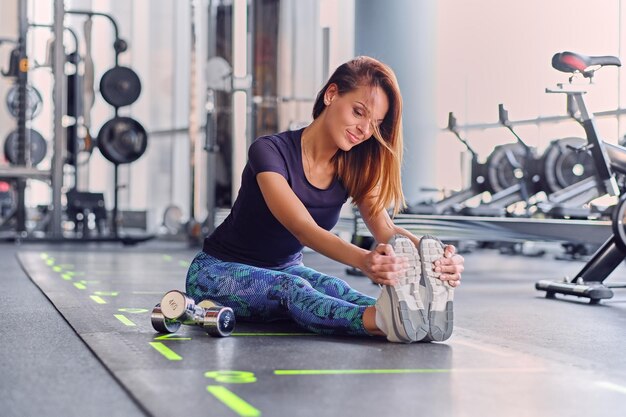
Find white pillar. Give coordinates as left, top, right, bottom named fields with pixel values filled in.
left=355, top=0, right=437, bottom=204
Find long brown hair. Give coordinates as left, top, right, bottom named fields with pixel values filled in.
left=312, top=56, right=404, bottom=216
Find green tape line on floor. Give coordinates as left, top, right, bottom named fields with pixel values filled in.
left=114, top=314, right=136, bottom=326
left=274, top=369, right=450, bottom=375
left=206, top=385, right=261, bottom=417
left=231, top=332, right=316, bottom=337
left=90, top=295, right=107, bottom=304
left=149, top=342, right=182, bottom=361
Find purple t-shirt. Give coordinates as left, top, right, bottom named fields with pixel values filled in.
left=203, top=128, right=348, bottom=268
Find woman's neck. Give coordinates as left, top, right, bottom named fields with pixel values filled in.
left=302, top=118, right=339, bottom=164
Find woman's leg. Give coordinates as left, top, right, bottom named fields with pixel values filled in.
left=185, top=252, right=372, bottom=336
left=282, top=264, right=376, bottom=307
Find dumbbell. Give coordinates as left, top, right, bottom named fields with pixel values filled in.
left=151, top=290, right=235, bottom=337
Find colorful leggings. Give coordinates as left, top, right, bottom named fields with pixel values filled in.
left=185, top=251, right=376, bottom=336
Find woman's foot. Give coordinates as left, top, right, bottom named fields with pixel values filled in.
left=373, top=236, right=429, bottom=343
left=418, top=235, right=454, bottom=342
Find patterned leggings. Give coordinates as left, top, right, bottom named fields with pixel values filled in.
left=185, top=251, right=376, bottom=336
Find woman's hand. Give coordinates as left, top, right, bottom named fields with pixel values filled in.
left=434, top=245, right=464, bottom=287
left=362, top=243, right=408, bottom=286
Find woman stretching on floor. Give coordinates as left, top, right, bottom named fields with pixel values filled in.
left=186, top=56, right=464, bottom=343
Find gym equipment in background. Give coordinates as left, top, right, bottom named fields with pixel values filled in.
left=0, top=181, right=15, bottom=222
left=96, top=116, right=147, bottom=165
left=3, top=129, right=47, bottom=166
left=541, top=137, right=595, bottom=194
left=409, top=112, right=500, bottom=215
left=410, top=112, right=596, bottom=219
left=65, top=189, right=107, bottom=237
left=1, top=29, right=50, bottom=239
left=459, top=105, right=542, bottom=216
left=536, top=137, right=599, bottom=218
left=151, top=290, right=235, bottom=337
left=533, top=51, right=626, bottom=303
left=5, top=84, right=42, bottom=119
left=99, top=65, right=141, bottom=108
left=63, top=10, right=150, bottom=242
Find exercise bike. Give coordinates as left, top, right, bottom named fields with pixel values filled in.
left=535, top=136, right=600, bottom=219
left=461, top=104, right=546, bottom=217
left=536, top=51, right=626, bottom=303
left=409, top=112, right=501, bottom=215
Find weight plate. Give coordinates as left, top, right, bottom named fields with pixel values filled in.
left=3, top=128, right=47, bottom=165
left=97, top=116, right=148, bottom=164
left=99, top=66, right=142, bottom=108
left=486, top=143, right=528, bottom=192
left=612, top=194, right=626, bottom=251
left=151, top=304, right=182, bottom=334
left=543, top=137, right=595, bottom=193
left=160, top=290, right=193, bottom=320
left=203, top=306, right=235, bottom=337
left=5, top=84, right=43, bottom=119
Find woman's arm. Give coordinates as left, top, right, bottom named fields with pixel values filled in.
left=256, top=171, right=406, bottom=285
left=357, top=192, right=419, bottom=246
left=358, top=193, right=465, bottom=287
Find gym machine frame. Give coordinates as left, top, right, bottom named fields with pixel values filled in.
left=64, top=9, right=152, bottom=244
left=1, top=1, right=152, bottom=244
left=536, top=52, right=626, bottom=303
left=0, top=0, right=49, bottom=237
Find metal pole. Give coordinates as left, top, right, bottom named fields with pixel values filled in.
left=247, top=0, right=255, bottom=145
left=51, top=0, right=66, bottom=237
left=15, top=0, right=28, bottom=235
left=204, top=89, right=218, bottom=235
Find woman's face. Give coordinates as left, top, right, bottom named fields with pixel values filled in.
left=323, top=83, right=389, bottom=151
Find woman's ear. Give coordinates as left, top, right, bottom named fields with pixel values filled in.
left=324, top=83, right=339, bottom=105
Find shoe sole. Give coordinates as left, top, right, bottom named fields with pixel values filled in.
left=389, top=237, right=429, bottom=342
left=419, top=235, right=454, bottom=342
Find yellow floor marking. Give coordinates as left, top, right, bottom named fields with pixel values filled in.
left=149, top=342, right=182, bottom=361
left=206, top=385, right=260, bottom=417
left=90, top=295, right=107, bottom=304
left=114, top=314, right=136, bottom=326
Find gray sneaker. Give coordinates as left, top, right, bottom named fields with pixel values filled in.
left=418, top=235, right=454, bottom=342
left=374, top=236, right=429, bottom=343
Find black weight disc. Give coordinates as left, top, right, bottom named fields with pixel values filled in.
left=99, top=66, right=142, bottom=108
left=97, top=116, right=148, bottom=164
left=5, top=84, right=43, bottom=119
left=612, top=194, right=626, bottom=251
left=3, top=128, right=47, bottom=165
left=542, top=137, right=595, bottom=193
left=486, top=143, right=528, bottom=192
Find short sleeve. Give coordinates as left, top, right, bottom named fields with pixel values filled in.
left=247, top=136, right=289, bottom=179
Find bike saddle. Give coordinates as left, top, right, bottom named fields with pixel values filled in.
left=552, top=51, right=621, bottom=77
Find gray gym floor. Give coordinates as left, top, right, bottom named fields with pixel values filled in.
left=3, top=240, right=626, bottom=417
